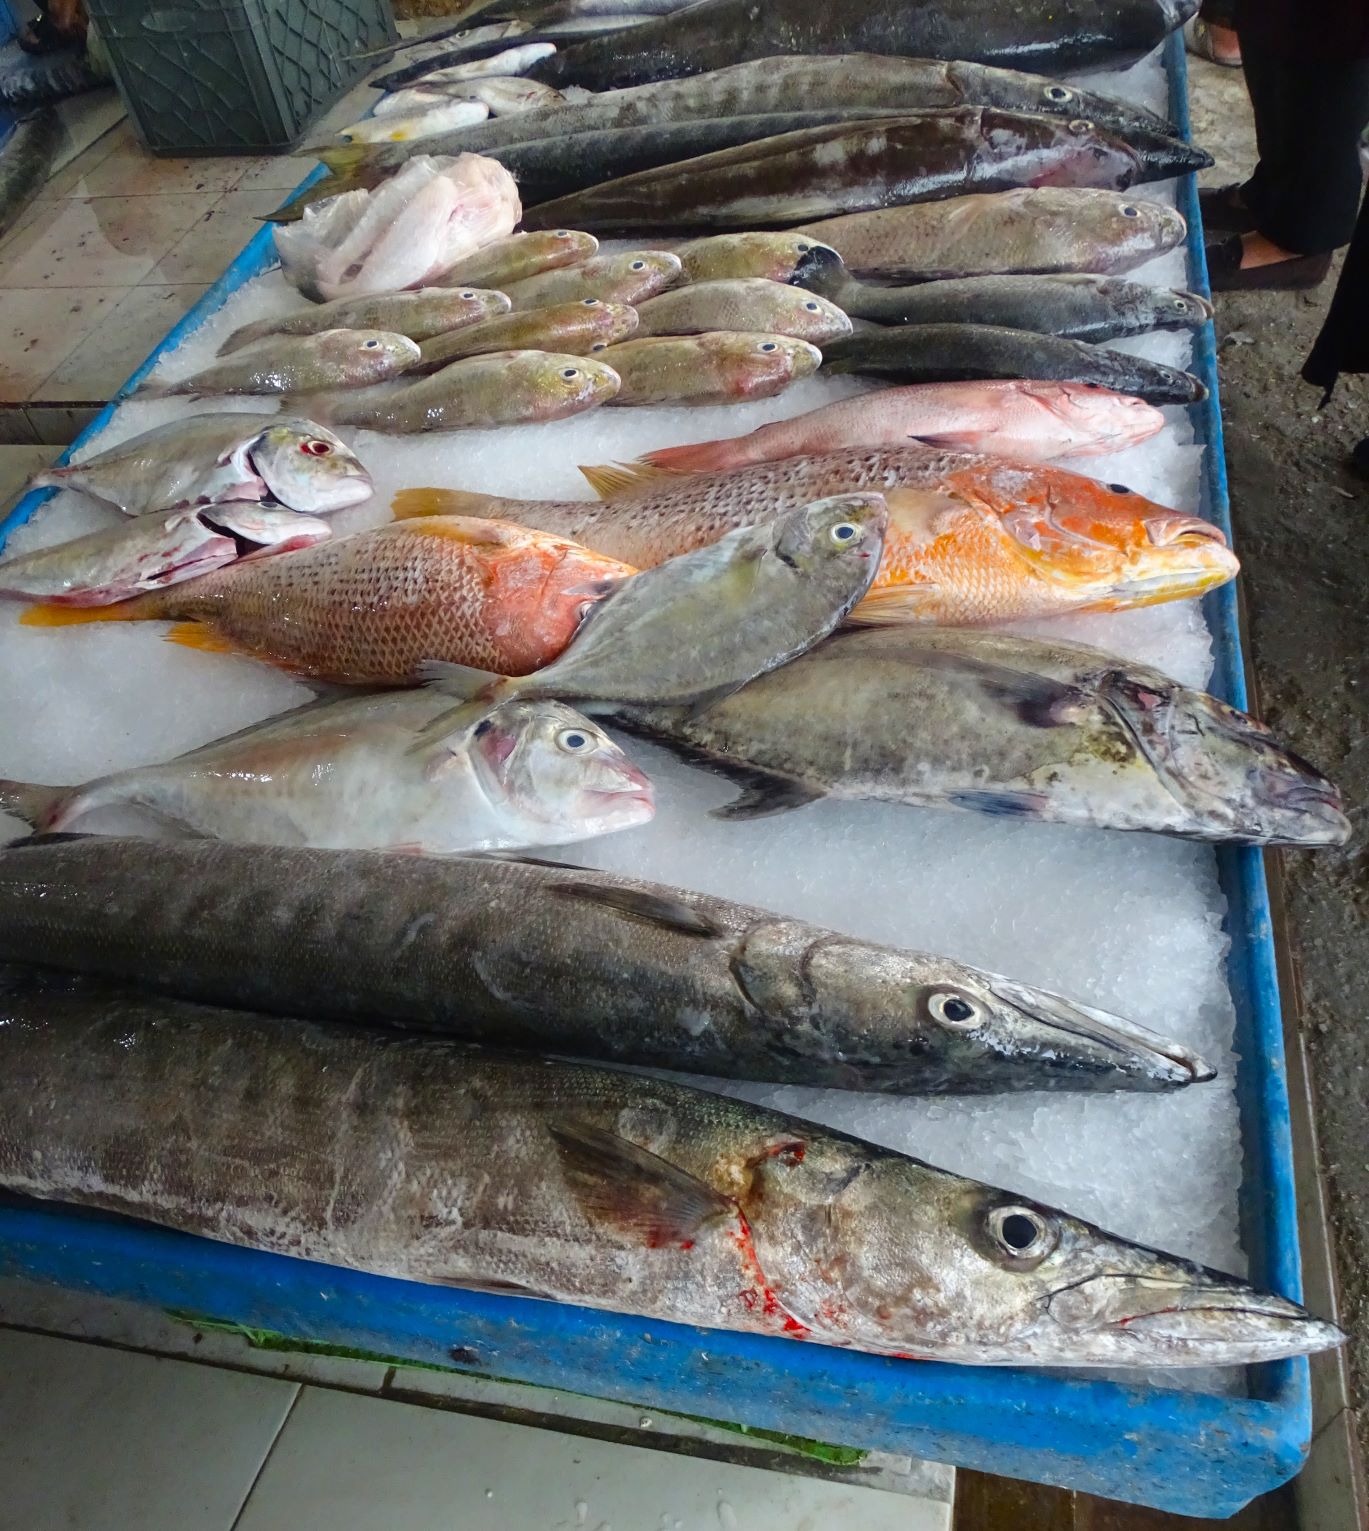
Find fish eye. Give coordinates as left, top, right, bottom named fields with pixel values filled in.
left=363, top=338, right=381, bottom=348
left=1121, top=204, right=1140, bottom=217
left=1045, top=85, right=1073, bottom=101
left=759, top=341, right=778, bottom=352
left=461, top=290, right=477, bottom=299
left=472, top=718, right=494, bottom=738
left=829, top=521, right=859, bottom=544
left=927, top=989, right=983, bottom=1029
left=630, top=260, right=646, bottom=270
left=804, top=300, right=820, bottom=310
left=590, top=342, right=607, bottom=351
left=556, top=727, right=593, bottom=753
left=1172, top=297, right=1189, bottom=310
left=582, top=297, right=600, bottom=305
left=300, top=439, right=332, bottom=456
left=987, top=1205, right=1056, bottom=1265
left=554, top=229, right=570, bottom=237
left=796, top=241, right=811, bottom=251
left=1108, top=482, right=1133, bottom=494
left=561, top=367, right=580, bottom=378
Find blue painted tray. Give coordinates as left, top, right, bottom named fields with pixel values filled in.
left=0, top=40, right=1313, bottom=1518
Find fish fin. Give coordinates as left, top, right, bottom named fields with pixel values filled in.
left=713, top=774, right=823, bottom=821
left=907, top=431, right=982, bottom=450
left=635, top=443, right=721, bottom=475
left=391, top=487, right=510, bottom=521
left=163, top=621, right=242, bottom=657
left=578, top=460, right=670, bottom=500
left=551, top=881, right=721, bottom=939
left=0, top=779, right=69, bottom=833
left=20, top=601, right=142, bottom=628
left=415, top=658, right=503, bottom=698
left=318, top=144, right=368, bottom=177
left=845, top=583, right=945, bottom=626
left=5, top=829, right=96, bottom=849
left=946, top=789, right=1051, bottom=818
left=548, top=1120, right=734, bottom=1247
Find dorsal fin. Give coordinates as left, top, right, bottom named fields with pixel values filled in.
left=578, top=461, right=672, bottom=500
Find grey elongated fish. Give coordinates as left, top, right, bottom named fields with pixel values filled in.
left=821, top=323, right=1207, bottom=406
left=309, top=53, right=1182, bottom=191
left=0, top=841, right=1214, bottom=1094
left=795, top=188, right=1187, bottom=281
left=529, top=0, right=1198, bottom=90
left=826, top=273, right=1212, bottom=340
left=615, top=627, right=1350, bottom=847
left=522, top=110, right=1208, bottom=233
left=0, top=109, right=60, bottom=241
left=219, top=288, right=512, bottom=354
left=5, top=980, right=1338, bottom=1365
left=421, top=495, right=885, bottom=722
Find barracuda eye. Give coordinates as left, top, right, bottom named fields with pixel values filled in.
left=556, top=727, right=593, bottom=754
left=927, top=989, right=983, bottom=1029
left=1044, top=85, right=1073, bottom=102
left=829, top=521, right=860, bottom=545
left=987, top=1205, right=1057, bottom=1266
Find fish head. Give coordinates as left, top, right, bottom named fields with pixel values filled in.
left=742, top=1142, right=1342, bottom=1365
left=1091, top=667, right=1351, bottom=846
left=320, top=327, right=423, bottom=378
left=708, top=333, right=822, bottom=400
left=787, top=239, right=847, bottom=292
left=252, top=420, right=373, bottom=513
left=1098, top=118, right=1213, bottom=182
left=788, top=291, right=853, bottom=343
left=770, top=493, right=887, bottom=585
left=1095, top=194, right=1187, bottom=261
left=582, top=299, right=640, bottom=348
left=522, top=353, right=623, bottom=414
left=466, top=699, right=655, bottom=841
left=201, top=505, right=332, bottom=559
left=612, top=250, right=683, bottom=302
left=1025, top=382, right=1165, bottom=451
left=982, top=469, right=1239, bottom=609
left=535, top=229, right=599, bottom=267
left=440, top=286, right=514, bottom=322
left=1149, top=287, right=1213, bottom=329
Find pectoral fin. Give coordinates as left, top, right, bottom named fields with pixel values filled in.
left=550, top=881, right=721, bottom=938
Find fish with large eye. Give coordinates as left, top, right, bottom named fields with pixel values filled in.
left=927, top=989, right=983, bottom=1028
left=986, top=1204, right=1057, bottom=1266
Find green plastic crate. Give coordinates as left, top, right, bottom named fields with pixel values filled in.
left=87, top=0, right=396, bottom=155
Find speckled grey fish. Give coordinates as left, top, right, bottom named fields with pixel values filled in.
left=529, top=0, right=1198, bottom=90
left=219, top=288, right=511, bottom=354
left=826, top=273, right=1212, bottom=340
left=822, top=323, right=1206, bottom=406
left=795, top=188, right=1187, bottom=281
left=0, top=840, right=1218, bottom=1095
left=142, top=330, right=421, bottom=398
left=615, top=627, right=1351, bottom=847
left=8, top=977, right=1339, bottom=1367
left=522, top=110, right=1208, bottom=233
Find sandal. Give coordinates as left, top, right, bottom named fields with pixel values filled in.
left=1184, top=17, right=1243, bottom=67
left=1199, top=184, right=1257, bottom=234
left=1205, top=234, right=1331, bottom=292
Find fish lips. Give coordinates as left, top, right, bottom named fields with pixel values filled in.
left=987, top=977, right=1215, bottom=1088
left=1046, top=1271, right=1345, bottom=1365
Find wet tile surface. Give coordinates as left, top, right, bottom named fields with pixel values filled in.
left=0, top=193, right=222, bottom=289
left=37, top=284, right=209, bottom=400
left=0, top=287, right=126, bottom=398
left=147, top=188, right=287, bottom=285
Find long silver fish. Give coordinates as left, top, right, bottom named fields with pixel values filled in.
left=26, top=415, right=373, bottom=518
left=0, top=837, right=1214, bottom=1093
left=0, top=692, right=654, bottom=854
left=616, top=628, right=1351, bottom=847
left=0, top=979, right=1340, bottom=1365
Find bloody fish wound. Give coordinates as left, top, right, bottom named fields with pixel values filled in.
left=0, top=979, right=1343, bottom=1367
left=391, top=445, right=1239, bottom=626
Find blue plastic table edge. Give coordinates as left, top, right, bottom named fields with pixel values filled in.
left=0, top=38, right=1314, bottom=1518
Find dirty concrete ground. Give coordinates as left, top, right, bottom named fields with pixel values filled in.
left=1188, top=59, right=1369, bottom=1464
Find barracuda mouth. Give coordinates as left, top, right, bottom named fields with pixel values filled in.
left=988, top=977, right=1215, bottom=1086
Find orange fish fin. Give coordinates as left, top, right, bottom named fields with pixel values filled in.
left=636, top=443, right=722, bottom=475
left=847, top=582, right=945, bottom=626
left=20, top=601, right=141, bottom=627
left=163, top=621, right=242, bottom=656
left=392, top=487, right=503, bottom=521
left=578, top=460, right=671, bottom=500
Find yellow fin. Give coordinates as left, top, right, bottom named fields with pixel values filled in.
left=318, top=144, right=367, bottom=177
left=578, top=461, right=674, bottom=500
left=163, top=621, right=242, bottom=656
left=392, top=487, right=506, bottom=522
left=846, top=582, right=944, bottom=626
left=20, top=601, right=141, bottom=627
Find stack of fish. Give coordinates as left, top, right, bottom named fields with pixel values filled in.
left=0, top=0, right=1353, bottom=1380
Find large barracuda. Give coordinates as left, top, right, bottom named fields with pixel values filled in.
left=0, top=975, right=1340, bottom=1365
left=528, top=0, right=1199, bottom=90
left=616, top=628, right=1351, bottom=847
left=0, top=837, right=1215, bottom=1094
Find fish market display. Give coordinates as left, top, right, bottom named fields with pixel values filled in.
left=822, top=272, right=1213, bottom=339
left=601, top=333, right=822, bottom=407
left=822, top=324, right=1206, bottom=406
left=0, top=505, right=330, bottom=607
left=633, top=279, right=852, bottom=344
left=429, top=76, right=569, bottom=116
left=7, top=986, right=1342, bottom=1366
left=220, top=288, right=512, bottom=354
left=415, top=299, right=638, bottom=370
left=26, top=415, right=373, bottom=518
left=435, top=227, right=598, bottom=288
left=675, top=231, right=845, bottom=287
left=503, top=248, right=681, bottom=308
left=637, top=382, right=1165, bottom=473
left=795, top=188, right=1187, bottom=280
left=21, top=517, right=635, bottom=685
left=0, top=692, right=653, bottom=853
left=142, top=330, right=421, bottom=399
left=303, top=350, right=622, bottom=433
left=530, top=0, right=1198, bottom=90
left=613, top=628, right=1350, bottom=846
left=423, top=494, right=885, bottom=714
left=335, top=99, right=491, bottom=144
left=0, top=842, right=1219, bottom=1095
left=365, top=21, right=538, bottom=88
left=415, top=41, right=557, bottom=82
left=395, top=445, right=1238, bottom=624
left=522, top=110, right=1208, bottom=233
left=275, top=154, right=520, bottom=301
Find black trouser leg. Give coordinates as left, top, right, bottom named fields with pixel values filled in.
left=1241, top=40, right=1369, bottom=254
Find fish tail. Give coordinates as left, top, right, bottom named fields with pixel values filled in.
left=219, top=319, right=271, bottom=354
left=637, top=441, right=735, bottom=475
left=318, top=144, right=370, bottom=177
left=0, top=778, right=72, bottom=833
left=20, top=597, right=158, bottom=628
left=578, top=460, right=675, bottom=500
left=163, top=621, right=242, bottom=657
left=391, top=487, right=519, bottom=522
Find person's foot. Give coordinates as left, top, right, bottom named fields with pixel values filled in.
left=1199, top=183, right=1257, bottom=233
left=1184, top=16, right=1243, bottom=66
left=1351, top=438, right=1369, bottom=479
left=1206, top=232, right=1332, bottom=291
